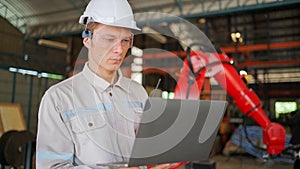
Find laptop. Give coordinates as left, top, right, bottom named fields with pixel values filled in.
left=97, top=97, right=227, bottom=167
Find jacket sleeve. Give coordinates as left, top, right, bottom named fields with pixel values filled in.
left=36, top=91, right=92, bottom=169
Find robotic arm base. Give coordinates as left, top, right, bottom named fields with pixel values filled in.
left=263, top=123, right=286, bottom=155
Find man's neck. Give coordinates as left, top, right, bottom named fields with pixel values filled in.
left=88, top=63, right=118, bottom=84
left=99, top=70, right=118, bottom=84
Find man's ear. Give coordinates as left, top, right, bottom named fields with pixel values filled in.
left=83, top=37, right=91, bottom=49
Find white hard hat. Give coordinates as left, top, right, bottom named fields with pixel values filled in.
left=79, top=0, right=140, bottom=31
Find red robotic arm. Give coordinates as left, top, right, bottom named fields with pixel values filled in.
left=174, top=49, right=286, bottom=155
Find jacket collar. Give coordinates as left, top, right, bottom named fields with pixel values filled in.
left=82, top=62, right=129, bottom=93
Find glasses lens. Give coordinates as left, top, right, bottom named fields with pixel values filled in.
left=121, top=38, right=133, bottom=48
left=93, top=33, right=133, bottom=49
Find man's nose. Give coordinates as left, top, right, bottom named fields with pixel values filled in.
left=112, top=40, right=124, bottom=53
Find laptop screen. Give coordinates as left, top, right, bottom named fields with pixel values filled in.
left=127, top=98, right=227, bottom=166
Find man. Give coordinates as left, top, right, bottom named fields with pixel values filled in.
left=36, top=0, right=175, bottom=168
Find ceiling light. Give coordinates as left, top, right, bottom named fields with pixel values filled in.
left=239, top=70, right=248, bottom=75
left=198, top=18, right=206, bottom=24
left=231, top=31, right=243, bottom=43
left=38, top=39, right=68, bottom=50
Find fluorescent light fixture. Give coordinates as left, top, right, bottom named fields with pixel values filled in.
left=16, top=68, right=38, bottom=76
left=131, top=46, right=143, bottom=57
left=162, top=91, right=169, bottom=99
left=46, top=73, right=64, bottom=80
left=131, top=63, right=143, bottom=72
left=142, top=26, right=167, bottom=44
left=25, top=69, right=38, bottom=76
left=41, top=72, right=48, bottom=78
left=131, top=53, right=143, bottom=84
left=133, top=57, right=143, bottom=65
left=38, top=39, right=68, bottom=50
left=168, top=92, right=175, bottom=99
left=8, top=67, right=64, bottom=80
left=131, top=72, right=142, bottom=84
left=9, top=67, right=17, bottom=72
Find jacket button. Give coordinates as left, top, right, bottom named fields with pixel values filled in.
left=88, top=122, right=93, bottom=127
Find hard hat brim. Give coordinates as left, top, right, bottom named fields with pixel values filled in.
left=79, top=15, right=141, bottom=31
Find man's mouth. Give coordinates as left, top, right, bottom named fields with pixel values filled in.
left=109, top=57, right=122, bottom=63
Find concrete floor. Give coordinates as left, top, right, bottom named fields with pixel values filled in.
left=209, top=155, right=293, bottom=169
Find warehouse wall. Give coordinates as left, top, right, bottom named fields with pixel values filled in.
left=0, top=68, right=60, bottom=133
left=0, top=17, right=67, bottom=75
left=0, top=18, right=23, bottom=55
left=0, top=18, right=63, bottom=134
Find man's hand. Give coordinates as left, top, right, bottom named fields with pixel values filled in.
left=148, top=163, right=180, bottom=169
left=119, top=167, right=139, bottom=169
left=119, top=163, right=181, bottom=169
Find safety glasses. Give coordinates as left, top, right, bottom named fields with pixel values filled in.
left=92, top=32, right=134, bottom=49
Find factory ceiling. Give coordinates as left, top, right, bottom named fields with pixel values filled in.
left=0, top=0, right=299, bottom=82
left=0, top=0, right=298, bottom=38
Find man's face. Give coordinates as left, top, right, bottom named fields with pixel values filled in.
left=85, top=24, right=133, bottom=74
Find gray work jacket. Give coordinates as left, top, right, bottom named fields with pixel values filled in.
left=36, top=63, right=148, bottom=168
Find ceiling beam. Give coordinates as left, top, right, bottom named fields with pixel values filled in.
left=135, top=0, right=300, bottom=27
left=140, top=40, right=300, bottom=70
left=220, top=41, right=300, bottom=53
left=0, top=2, right=27, bottom=34
left=66, top=0, right=83, bottom=14
left=236, top=59, right=300, bottom=69
left=26, top=20, right=83, bottom=39
left=24, top=0, right=300, bottom=38
left=141, top=40, right=300, bottom=59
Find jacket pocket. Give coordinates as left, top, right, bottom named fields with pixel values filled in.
left=69, top=113, right=106, bottom=134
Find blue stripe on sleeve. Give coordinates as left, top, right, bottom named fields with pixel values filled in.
left=36, top=151, right=74, bottom=163
left=61, top=101, right=143, bottom=121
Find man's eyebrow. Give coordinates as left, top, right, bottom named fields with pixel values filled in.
left=100, top=33, right=132, bottom=39
left=100, top=34, right=116, bottom=37
left=123, top=35, right=132, bottom=39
